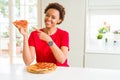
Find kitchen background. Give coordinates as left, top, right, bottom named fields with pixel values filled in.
left=0, top=0, right=120, bottom=69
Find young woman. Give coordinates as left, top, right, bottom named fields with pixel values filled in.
left=18, top=2, right=69, bottom=67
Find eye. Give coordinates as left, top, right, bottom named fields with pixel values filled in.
left=45, top=14, right=49, bottom=17
left=52, top=16, right=56, bottom=19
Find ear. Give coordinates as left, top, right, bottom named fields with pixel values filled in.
left=57, top=19, right=62, bottom=24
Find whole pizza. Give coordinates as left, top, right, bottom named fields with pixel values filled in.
left=26, top=62, right=57, bottom=74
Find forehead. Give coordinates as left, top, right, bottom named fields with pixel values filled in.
left=46, top=8, right=60, bottom=16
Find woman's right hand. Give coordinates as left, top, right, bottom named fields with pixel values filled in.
left=13, top=20, right=28, bottom=36
left=18, top=27, right=28, bottom=36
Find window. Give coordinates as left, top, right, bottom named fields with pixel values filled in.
left=86, top=0, right=120, bottom=54
left=0, top=0, right=42, bottom=64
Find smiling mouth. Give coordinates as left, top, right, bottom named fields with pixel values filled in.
left=46, top=22, right=51, bottom=25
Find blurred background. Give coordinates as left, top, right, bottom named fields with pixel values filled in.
left=1, top=0, right=120, bottom=69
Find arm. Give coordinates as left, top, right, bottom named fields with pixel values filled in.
left=49, top=42, right=68, bottom=64
left=38, top=31, right=69, bottom=64
left=23, top=35, right=35, bottom=65
left=18, top=28, right=35, bottom=66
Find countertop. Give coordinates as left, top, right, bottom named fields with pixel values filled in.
left=0, top=64, right=120, bottom=80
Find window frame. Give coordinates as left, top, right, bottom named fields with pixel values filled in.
left=0, top=0, right=42, bottom=64
left=85, top=0, right=120, bottom=54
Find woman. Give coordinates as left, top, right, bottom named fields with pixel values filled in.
left=18, top=2, right=69, bottom=67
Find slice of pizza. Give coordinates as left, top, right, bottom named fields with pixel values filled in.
left=13, top=20, right=28, bottom=28
left=26, top=62, right=57, bottom=74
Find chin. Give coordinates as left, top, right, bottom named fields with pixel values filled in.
left=46, top=25, right=51, bottom=28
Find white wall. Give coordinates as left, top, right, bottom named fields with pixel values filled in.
left=41, top=0, right=86, bottom=67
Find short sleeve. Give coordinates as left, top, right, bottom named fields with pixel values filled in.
left=28, top=32, right=35, bottom=46
left=61, top=31, right=70, bottom=50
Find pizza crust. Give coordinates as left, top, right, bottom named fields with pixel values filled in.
left=26, top=62, right=57, bottom=74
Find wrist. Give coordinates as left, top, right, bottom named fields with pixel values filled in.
left=23, top=34, right=28, bottom=39
left=48, top=41, right=54, bottom=46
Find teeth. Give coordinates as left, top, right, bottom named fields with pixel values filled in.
left=46, top=22, right=51, bottom=25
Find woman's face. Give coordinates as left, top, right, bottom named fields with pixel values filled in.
left=44, top=8, right=61, bottom=28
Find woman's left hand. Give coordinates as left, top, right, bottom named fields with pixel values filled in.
left=38, top=31, right=52, bottom=42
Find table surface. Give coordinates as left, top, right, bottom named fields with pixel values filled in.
left=0, top=64, right=120, bottom=80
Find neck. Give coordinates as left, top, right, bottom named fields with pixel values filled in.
left=44, top=27, right=57, bottom=35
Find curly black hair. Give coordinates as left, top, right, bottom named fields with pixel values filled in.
left=44, top=2, right=65, bottom=24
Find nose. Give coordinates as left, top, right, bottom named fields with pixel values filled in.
left=47, top=16, right=51, bottom=20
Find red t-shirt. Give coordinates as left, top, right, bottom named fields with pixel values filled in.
left=28, top=28, right=69, bottom=67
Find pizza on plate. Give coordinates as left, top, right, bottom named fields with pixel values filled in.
left=13, top=20, right=28, bottom=28
left=26, top=62, right=57, bottom=74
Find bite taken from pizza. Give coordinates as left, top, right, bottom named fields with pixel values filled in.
left=13, top=20, right=28, bottom=28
